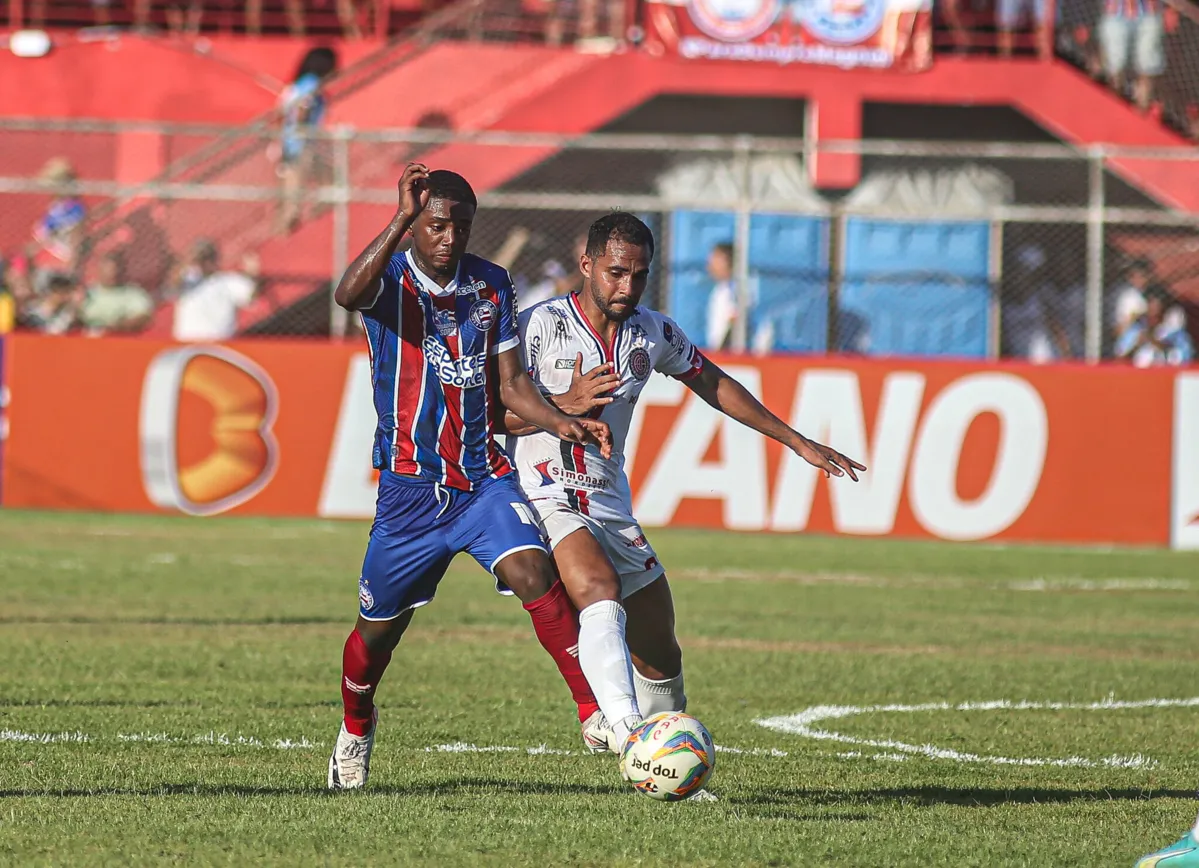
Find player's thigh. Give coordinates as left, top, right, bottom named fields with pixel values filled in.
left=358, top=472, right=455, bottom=626
left=623, top=574, right=682, bottom=680
left=458, top=476, right=553, bottom=603
left=546, top=511, right=623, bottom=609
left=358, top=524, right=452, bottom=624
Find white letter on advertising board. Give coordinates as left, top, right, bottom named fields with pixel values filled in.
left=908, top=373, right=1047, bottom=541
left=318, top=353, right=378, bottom=519
left=634, top=366, right=767, bottom=530
left=1171, top=373, right=1199, bottom=550
left=771, top=370, right=925, bottom=534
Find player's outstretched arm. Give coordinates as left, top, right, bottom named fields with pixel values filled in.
left=333, top=163, right=427, bottom=310
left=684, top=355, right=866, bottom=481
left=496, top=348, right=612, bottom=458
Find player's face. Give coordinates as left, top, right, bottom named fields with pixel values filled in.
left=411, top=197, right=475, bottom=279
left=581, top=239, right=651, bottom=322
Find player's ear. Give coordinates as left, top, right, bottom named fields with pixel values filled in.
left=579, top=254, right=591, bottom=278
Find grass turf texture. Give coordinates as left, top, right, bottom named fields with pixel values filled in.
left=3, top=510, right=1199, bottom=866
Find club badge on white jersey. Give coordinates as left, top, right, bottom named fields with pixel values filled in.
left=511, top=292, right=702, bottom=522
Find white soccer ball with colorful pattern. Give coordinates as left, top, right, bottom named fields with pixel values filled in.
left=620, top=712, right=715, bottom=801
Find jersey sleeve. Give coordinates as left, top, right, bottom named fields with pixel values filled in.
left=491, top=269, right=520, bottom=356
left=654, top=314, right=704, bottom=381
left=359, top=255, right=402, bottom=323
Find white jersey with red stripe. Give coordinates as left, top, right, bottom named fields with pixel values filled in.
left=510, top=293, right=702, bottom=523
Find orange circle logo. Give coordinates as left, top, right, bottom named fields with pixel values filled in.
left=139, top=346, right=279, bottom=516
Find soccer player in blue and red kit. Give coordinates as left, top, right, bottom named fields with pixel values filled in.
left=327, top=163, right=612, bottom=788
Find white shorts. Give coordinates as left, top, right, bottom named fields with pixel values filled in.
left=530, top=499, right=665, bottom=599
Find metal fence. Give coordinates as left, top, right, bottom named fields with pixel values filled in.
left=2, top=122, right=1197, bottom=363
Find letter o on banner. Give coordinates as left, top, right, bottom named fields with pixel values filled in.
left=908, top=373, right=1048, bottom=541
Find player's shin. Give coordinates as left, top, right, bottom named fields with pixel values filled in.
left=522, top=581, right=601, bottom=722
left=577, top=600, right=641, bottom=745
left=634, top=668, right=687, bottom=718
left=341, top=629, right=392, bottom=736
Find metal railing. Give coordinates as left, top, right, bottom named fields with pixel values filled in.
left=2, top=124, right=1197, bottom=364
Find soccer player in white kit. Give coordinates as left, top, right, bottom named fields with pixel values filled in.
left=500, top=213, right=865, bottom=753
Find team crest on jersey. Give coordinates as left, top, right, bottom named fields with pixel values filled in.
left=432, top=307, right=457, bottom=336
left=629, top=347, right=652, bottom=381
left=358, top=578, right=374, bottom=610
left=469, top=299, right=498, bottom=331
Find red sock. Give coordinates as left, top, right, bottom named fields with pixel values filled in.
left=524, top=580, right=600, bottom=723
left=341, top=629, right=392, bottom=736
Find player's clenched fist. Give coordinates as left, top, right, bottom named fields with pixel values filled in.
left=397, top=163, right=430, bottom=219
left=556, top=417, right=613, bottom=460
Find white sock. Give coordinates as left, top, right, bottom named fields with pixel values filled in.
left=577, top=600, right=641, bottom=744
left=634, top=669, right=686, bottom=718
left=1191, top=811, right=1199, bottom=838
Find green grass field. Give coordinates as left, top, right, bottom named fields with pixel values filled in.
left=3, top=509, right=1199, bottom=866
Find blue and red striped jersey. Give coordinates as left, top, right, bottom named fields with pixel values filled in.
left=358, top=249, right=518, bottom=490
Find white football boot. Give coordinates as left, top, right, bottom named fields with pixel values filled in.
left=327, top=708, right=377, bottom=790
left=581, top=709, right=616, bottom=754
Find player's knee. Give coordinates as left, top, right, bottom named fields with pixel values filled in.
left=567, top=570, right=622, bottom=609
left=355, top=612, right=409, bottom=654
left=495, top=551, right=556, bottom=603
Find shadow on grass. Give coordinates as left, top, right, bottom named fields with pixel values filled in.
left=741, top=786, right=1198, bottom=808
left=0, top=778, right=628, bottom=799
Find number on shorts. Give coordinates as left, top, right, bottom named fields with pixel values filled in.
left=510, top=502, right=538, bottom=526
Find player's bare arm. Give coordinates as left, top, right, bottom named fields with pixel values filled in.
left=495, top=347, right=613, bottom=458
left=333, top=162, right=428, bottom=310
left=502, top=351, right=620, bottom=436
left=685, top=355, right=865, bottom=481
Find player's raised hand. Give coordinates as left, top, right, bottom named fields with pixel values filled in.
left=397, top=162, right=430, bottom=218
left=555, top=416, right=613, bottom=460
left=792, top=436, right=866, bottom=481
left=557, top=352, right=621, bottom=416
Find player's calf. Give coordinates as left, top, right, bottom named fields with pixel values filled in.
left=625, top=575, right=687, bottom=717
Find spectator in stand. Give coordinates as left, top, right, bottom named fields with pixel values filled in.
left=1001, top=243, right=1081, bottom=362
left=997, top=0, right=1052, bottom=58
left=165, top=0, right=204, bottom=36
left=79, top=252, right=154, bottom=335
left=705, top=242, right=736, bottom=351
left=1109, top=260, right=1185, bottom=347
left=172, top=240, right=260, bottom=342
left=274, top=47, right=338, bottom=235
left=1099, top=0, right=1164, bottom=112
left=31, top=158, right=86, bottom=283
left=523, top=232, right=589, bottom=309
left=20, top=274, right=84, bottom=335
left=1115, top=286, right=1194, bottom=365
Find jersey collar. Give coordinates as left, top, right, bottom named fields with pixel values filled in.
left=404, top=249, right=460, bottom=298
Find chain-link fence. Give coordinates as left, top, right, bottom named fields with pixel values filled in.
left=2, top=121, right=1197, bottom=363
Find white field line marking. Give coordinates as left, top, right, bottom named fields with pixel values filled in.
left=7, top=730, right=765, bottom=760
left=1, top=730, right=90, bottom=744
left=756, top=697, right=1199, bottom=770
left=1009, top=578, right=1191, bottom=592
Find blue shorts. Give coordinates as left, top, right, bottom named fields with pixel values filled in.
left=357, top=471, right=548, bottom=621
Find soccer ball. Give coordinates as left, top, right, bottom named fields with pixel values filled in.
left=620, top=712, right=715, bottom=801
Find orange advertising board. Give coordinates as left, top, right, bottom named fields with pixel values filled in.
left=1, top=333, right=1193, bottom=548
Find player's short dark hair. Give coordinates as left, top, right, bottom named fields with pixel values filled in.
left=426, top=170, right=477, bottom=209
left=712, top=242, right=734, bottom=260
left=586, top=212, right=654, bottom=260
